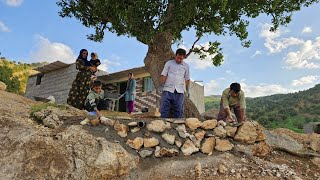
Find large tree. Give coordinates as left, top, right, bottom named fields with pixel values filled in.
left=57, top=0, right=318, bottom=118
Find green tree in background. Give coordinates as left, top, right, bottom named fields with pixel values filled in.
left=57, top=0, right=319, bottom=117
left=0, top=66, right=21, bottom=93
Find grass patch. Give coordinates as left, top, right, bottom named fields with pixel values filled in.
left=30, top=103, right=68, bottom=124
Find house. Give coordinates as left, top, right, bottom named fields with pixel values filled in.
left=25, top=61, right=205, bottom=113
left=25, top=61, right=107, bottom=104
left=98, top=66, right=205, bottom=113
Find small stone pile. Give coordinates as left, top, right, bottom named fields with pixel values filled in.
left=98, top=117, right=272, bottom=158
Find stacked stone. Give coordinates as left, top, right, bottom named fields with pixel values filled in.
left=100, top=116, right=272, bottom=159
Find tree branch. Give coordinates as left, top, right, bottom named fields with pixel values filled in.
left=186, top=36, right=202, bottom=58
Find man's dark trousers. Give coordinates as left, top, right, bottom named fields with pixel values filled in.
left=160, top=90, right=184, bottom=118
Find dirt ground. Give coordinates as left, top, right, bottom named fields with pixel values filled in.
left=1, top=90, right=319, bottom=180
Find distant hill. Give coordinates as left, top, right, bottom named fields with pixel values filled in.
left=204, top=95, right=221, bottom=110
left=0, top=58, right=47, bottom=94
left=205, top=85, right=320, bottom=133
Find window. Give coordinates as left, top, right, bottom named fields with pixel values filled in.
left=143, top=76, right=154, bottom=92
left=36, top=74, right=43, bottom=85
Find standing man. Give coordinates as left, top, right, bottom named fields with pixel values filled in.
left=125, top=73, right=136, bottom=114
left=217, top=82, right=246, bottom=124
left=160, top=48, right=190, bottom=118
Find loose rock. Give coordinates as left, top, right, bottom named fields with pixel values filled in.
left=114, top=121, right=129, bottom=138
left=215, top=139, right=234, bottom=152
left=139, top=149, right=153, bottom=158
left=147, top=120, right=171, bottom=133
left=175, top=124, right=188, bottom=138
left=225, top=126, right=237, bottom=137
left=234, top=121, right=257, bottom=144
left=162, top=133, right=175, bottom=145
left=155, top=146, right=179, bottom=157
left=185, top=118, right=202, bottom=131
left=126, top=137, right=144, bottom=150
left=201, top=119, right=218, bottom=130
left=213, top=126, right=227, bottom=138
left=181, top=139, right=199, bottom=156
left=201, top=137, right=215, bottom=155
left=143, top=137, right=159, bottom=148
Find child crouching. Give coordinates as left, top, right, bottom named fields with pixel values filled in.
left=84, top=81, right=108, bottom=116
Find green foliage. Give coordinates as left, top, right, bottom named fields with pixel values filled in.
left=0, top=66, right=21, bottom=93
left=0, top=59, right=47, bottom=94
left=204, top=95, right=221, bottom=110
left=57, top=0, right=319, bottom=67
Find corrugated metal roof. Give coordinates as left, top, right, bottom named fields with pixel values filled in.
left=34, top=61, right=70, bottom=73
left=98, top=66, right=147, bottom=82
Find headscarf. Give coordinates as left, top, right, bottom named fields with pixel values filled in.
left=77, top=49, right=90, bottom=66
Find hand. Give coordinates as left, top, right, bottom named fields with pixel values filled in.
left=158, top=85, right=164, bottom=94
left=226, top=116, right=235, bottom=123
left=186, top=87, right=190, bottom=98
left=96, top=110, right=101, bottom=117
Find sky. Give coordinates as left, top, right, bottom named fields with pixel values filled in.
left=1, top=0, right=320, bottom=97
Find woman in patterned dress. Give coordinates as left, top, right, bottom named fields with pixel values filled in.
left=67, top=49, right=97, bottom=109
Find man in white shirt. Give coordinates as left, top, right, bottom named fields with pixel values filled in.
left=160, top=48, right=190, bottom=118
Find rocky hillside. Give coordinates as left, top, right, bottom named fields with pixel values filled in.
left=0, top=89, right=319, bottom=179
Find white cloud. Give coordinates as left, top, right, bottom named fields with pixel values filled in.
left=259, top=23, right=304, bottom=53
left=0, top=21, right=10, bottom=32
left=225, top=70, right=235, bottom=75
left=30, top=35, right=76, bottom=63
left=251, top=50, right=262, bottom=58
left=99, top=59, right=122, bottom=73
left=302, top=26, right=312, bottom=34
left=180, top=42, right=216, bottom=70
left=204, top=80, right=220, bottom=96
left=284, top=37, right=320, bottom=69
left=241, top=83, right=296, bottom=97
left=291, top=75, right=319, bottom=87
left=4, top=0, right=23, bottom=6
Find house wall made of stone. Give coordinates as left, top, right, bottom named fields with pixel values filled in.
left=25, top=64, right=78, bottom=104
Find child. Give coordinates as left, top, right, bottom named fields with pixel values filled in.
left=84, top=81, right=108, bottom=117
left=88, top=52, right=101, bottom=80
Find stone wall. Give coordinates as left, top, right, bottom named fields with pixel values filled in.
left=25, top=64, right=78, bottom=104
left=97, top=117, right=271, bottom=158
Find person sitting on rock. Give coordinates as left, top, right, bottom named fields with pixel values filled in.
left=217, top=82, right=246, bottom=125
left=84, top=80, right=108, bottom=117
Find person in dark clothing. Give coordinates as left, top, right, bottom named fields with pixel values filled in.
left=67, top=49, right=97, bottom=109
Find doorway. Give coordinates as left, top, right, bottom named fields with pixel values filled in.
left=118, top=81, right=127, bottom=112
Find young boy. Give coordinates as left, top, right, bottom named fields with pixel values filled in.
left=84, top=81, right=108, bottom=116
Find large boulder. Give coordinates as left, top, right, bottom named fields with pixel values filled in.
left=0, top=124, right=138, bottom=179
left=264, top=130, right=303, bottom=153
left=234, top=121, right=257, bottom=144
left=0, top=81, right=7, bottom=91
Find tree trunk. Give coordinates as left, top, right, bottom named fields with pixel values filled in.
left=144, top=32, right=202, bottom=119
